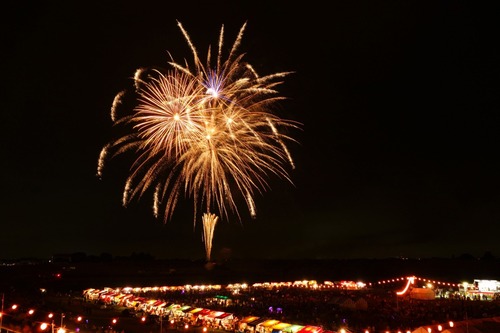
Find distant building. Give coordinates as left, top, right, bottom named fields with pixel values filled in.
left=460, top=279, right=500, bottom=300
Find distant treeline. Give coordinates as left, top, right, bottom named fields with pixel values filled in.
left=2, top=250, right=497, bottom=265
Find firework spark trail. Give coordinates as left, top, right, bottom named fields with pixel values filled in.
left=202, top=213, right=218, bottom=262
left=111, top=91, right=125, bottom=122
left=97, top=21, right=301, bottom=261
left=134, top=68, right=147, bottom=91
left=134, top=69, right=206, bottom=158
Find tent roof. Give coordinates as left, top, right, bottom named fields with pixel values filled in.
left=240, top=316, right=261, bottom=324
left=296, top=325, right=323, bottom=333
left=272, top=323, right=292, bottom=330
left=258, top=319, right=281, bottom=327
left=283, top=324, right=305, bottom=333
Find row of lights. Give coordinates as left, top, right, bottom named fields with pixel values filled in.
left=0, top=302, right=109, bottom=333
left=0, top=300, right=211, bottom=333
left=106, top=275, right=460, bottom=297
left=377, top=276, right=459, bottom=288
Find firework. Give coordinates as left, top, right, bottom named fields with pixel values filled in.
left=202, top=213, right=218, bottom=262
left=97, top=21, right=301, bottom=261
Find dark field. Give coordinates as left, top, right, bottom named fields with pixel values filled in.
left=2, top=257, right=499, bottom=294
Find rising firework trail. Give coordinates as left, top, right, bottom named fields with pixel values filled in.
left=97, top=21, right=301, bottom=262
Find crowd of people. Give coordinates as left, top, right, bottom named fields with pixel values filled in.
left=131, top=283, right=500, bottom=333
left=2, top=280, right=499, bottom=333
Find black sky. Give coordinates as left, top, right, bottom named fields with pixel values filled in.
left=2, top=1, right=499, bottom=261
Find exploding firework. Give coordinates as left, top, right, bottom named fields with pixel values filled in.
left=97, top=21, right=301, bottom=261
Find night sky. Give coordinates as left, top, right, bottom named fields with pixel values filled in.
left=2, top=1, right=499, bottom=261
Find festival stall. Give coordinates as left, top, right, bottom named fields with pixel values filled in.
left=163, top=303, right=182, bottom=320
left=200, top=310, right=234, bottom=330
left=281, top=324, right=305, bottom=333
left=179, top=305, right=194, bottom=319
left=186, top=307, right=207, bottom=324
left=148, top=300, right=168, bottom=315
left=237, top=316, right=261, bottom=333
left=127, top=296, right=147, bottom=310
left=270, top=322, right=292, bottom=333
left=99, top=290, right=118, bottom=304
left=296, top=325, right=324, bottom=333
left=170, top=305, right=192, bottom=320
left=256, top=319, right=281, bottom=333
left=216, top=312, right=236, bottom=330
left=245, top=317, right=269, bottom=333
left=116, top=293, right=134, bottom=306
left=82, top=288, right=99, bottom=301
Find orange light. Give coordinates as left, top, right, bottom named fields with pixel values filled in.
left=396, top=276, right=415, bottom=295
